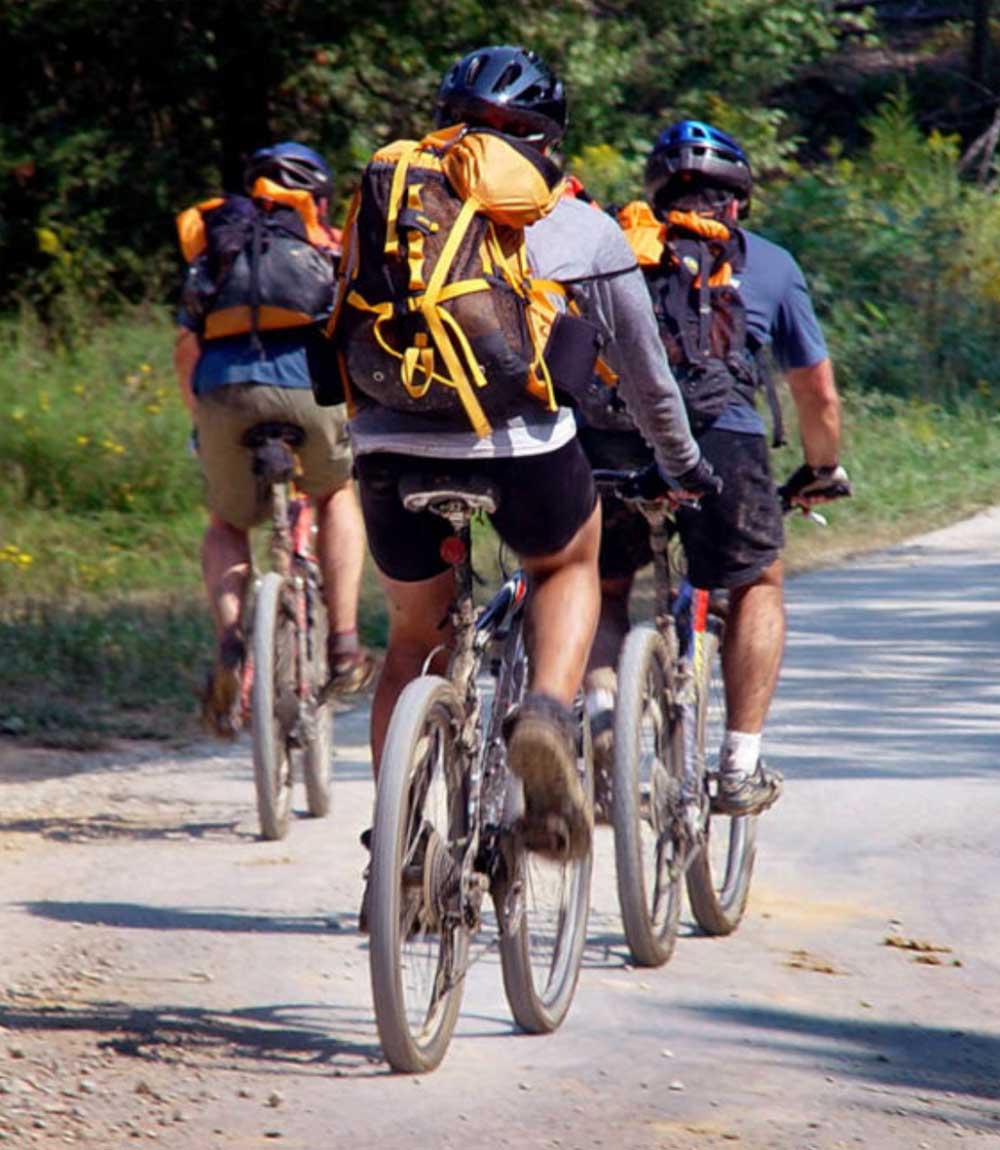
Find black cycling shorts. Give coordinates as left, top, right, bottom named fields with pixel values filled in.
left=578, top=424, right=784, bottom=590
left=355, top=439, right=598, bottom=583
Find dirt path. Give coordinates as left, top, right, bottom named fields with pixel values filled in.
left=2, top=511, right=999, bottom=1149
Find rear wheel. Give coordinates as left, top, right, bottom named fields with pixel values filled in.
left=251, top=571, right=295, bottom=841
left=498, top=689, right=593, bottom=1034
left=611, top=625, right=685, bottom=967
left=369, top=676, right=470, bottom=1073
left=301, top=568, right=333, bottom=818
left=685, top=618, right=757, bottom=935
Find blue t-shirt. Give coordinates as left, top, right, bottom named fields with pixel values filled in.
left=714, top=229, right=828, bottom=436
left=177, top=312, right=314, bottom=396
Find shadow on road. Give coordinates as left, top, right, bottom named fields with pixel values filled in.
left=20, top=900, right=362, bottom=935
left=0, top=999, right=382, bottom=1074
left=0, top=813, right=255, bottom=844
left=684, top=1001, right=1000, bottom=1104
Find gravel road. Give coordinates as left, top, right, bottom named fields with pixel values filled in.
left=1, top=510, right=999, bottom=1149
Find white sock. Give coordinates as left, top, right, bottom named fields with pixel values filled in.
left=585, top=668, right=617, bottom=720
left=585, top=686, right=615, bottom=720
left=719, top=730, right=762, bottom=777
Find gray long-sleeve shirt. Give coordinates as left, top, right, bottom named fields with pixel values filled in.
left=525, top=196, right=699, bottom=476
left=349, top=195, right=700, bottom=477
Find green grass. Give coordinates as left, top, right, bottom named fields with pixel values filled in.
left=1, top=312, right=998, bottom=747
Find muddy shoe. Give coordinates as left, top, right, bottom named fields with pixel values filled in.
left=711, top=759, right=783, bottom=817
left=506, top=692, right=592, bottom=862
left=200, top=631, right=245, bottom=739
left=321, top=646, right=377, bottom=701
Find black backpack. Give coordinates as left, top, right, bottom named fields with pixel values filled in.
left=176, top=180, right=337, bottom=344
left=619, top=202, right=785, bottom=445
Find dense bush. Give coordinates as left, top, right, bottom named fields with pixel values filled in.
left=757, top=93, right=1000, bottom=404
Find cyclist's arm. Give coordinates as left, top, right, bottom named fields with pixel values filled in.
left=786, top=357, right=841, bottom=470
left=173, top=328, right=200, bottom=418
left=592, top=265, right=701, bottom=478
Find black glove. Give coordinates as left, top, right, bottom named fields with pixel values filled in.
left=624, top=457, right=722, bottom=502
left=778, top=463, right=852, bottom=511
left=674, top=456, right=724, bottom=498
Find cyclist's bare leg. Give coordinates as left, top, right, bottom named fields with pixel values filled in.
left=512, top=503, right=601, bottom=858
left=520, top=503, right=602, bottom=705
left=370, top=568, right=455, bottom=777
left=714, top=557, right=785, bottom=814
left=202, top=514, right=251, bottom=641
left=722, top=559, right=785, bottom=733
left=315, top=482, right=365, bottom=635
left=315, top=482, right=374, bottom=693
left=200, top=513, right=251, bottom=734
left=586, top=575, right=633, bottom=677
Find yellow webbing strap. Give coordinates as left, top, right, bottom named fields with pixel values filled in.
left=405, top=183, right=427, bottom=290
left=384, top=143, right=418, bottom=257
left=419, top=197, right=491, bottom=436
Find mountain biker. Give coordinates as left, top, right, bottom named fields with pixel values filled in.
left=345, top=47, right=717, bottom=863
left=173, top=141, right=374, bottom=737
left=583, top=120, right=851, bottom=816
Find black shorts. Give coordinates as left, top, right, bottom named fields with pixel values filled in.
left=578, top=424, right=784, bottom=590
left=355, top=440, right=598, bottom=582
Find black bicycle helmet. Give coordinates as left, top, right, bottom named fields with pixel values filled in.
left=243, top=141, right=334, bottom=200
left=434, top=45, right=567, bottom=147
left=645, top=120, right=752, bottom=216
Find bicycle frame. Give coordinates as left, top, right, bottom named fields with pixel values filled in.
left=412, top=498, right=530, bottom=928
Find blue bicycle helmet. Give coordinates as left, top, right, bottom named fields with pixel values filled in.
left=435, top=45, right=567, bottom=147
left=645, top=120, right=752, bottom=216
left=243, top=141, right=334, bottom=200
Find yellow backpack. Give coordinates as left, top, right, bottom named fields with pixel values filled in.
left=327, top=126, right=577, bottom=437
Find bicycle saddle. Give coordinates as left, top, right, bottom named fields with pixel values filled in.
left=398, top=473, right=500, bottom=516
left=240, top=421, right=306, bottom=449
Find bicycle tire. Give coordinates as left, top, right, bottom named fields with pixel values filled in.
left=369, top=675, right=470, bottom=1073
left=685, top=619, right=758, bottom=935
left=301, top=568, right=333, bottom=819
left=498, top=683, right=594, bottom=1034
left=611, top=625, right=685, bottom=967
left=251, top=571, right=296, bottom=841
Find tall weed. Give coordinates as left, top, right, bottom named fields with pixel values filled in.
left=0, top=307, right=197, bottom=518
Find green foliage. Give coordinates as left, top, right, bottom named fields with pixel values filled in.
left=0, top=0, right=868, bottom=313
left=0, top=309, right=197, bottom=524
left=758, top=91, right=1000, bottom=404
left=0, top=597, right=210, bottom=745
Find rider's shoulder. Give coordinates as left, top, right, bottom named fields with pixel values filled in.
left=741, top=229, right=804, bottom=280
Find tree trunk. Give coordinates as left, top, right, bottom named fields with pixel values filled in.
left=969, top=0, right=993, bottom=91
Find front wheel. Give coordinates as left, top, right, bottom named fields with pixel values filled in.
left=301, top=568, right=333, bottom=818
left=369, top=676, right=470, bottom=1073
left=612, top=625, right=685, bottom=968
left=498, top=694, right=593, bottom=1034
left=685, top=618, right=757, bottom=935
left=251, top=572, right=296, bottom=841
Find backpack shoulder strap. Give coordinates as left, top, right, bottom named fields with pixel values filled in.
left=176, top=197, right=226, bottom=262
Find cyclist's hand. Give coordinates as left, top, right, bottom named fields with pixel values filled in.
left=673, top=457, right=723, bottom=501
left=778, top=463, right=852, bottom=512
left=623, top=457, right=722, bottom=507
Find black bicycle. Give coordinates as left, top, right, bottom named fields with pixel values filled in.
left=367, top=474, right=593, bottom=1073
left=593, top=469, right=754, bottom=968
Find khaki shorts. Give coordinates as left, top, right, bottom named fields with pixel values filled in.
left=195, top=384, right=353, bottom=529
